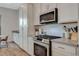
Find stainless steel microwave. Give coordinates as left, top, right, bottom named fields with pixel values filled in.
left=40, top=8, right=58, bottom=24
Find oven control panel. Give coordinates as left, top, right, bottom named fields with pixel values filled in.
left=42, top=39, right=49, bottom=44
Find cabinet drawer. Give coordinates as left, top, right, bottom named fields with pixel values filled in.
left=52, top=42, right=76, bottom=54
left=53, top=52, right=64, bottom=56
left=52, top=49, right=65, bottom=56
left=52, top=48, right=75, bottom=56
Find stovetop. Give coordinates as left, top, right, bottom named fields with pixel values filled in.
left=35, top=35, right=61, bottom=40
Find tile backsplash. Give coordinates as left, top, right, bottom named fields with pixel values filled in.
left=39, top=23, right=77, bottom=37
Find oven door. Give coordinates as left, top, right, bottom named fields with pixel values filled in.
left=34, top=41, right=49, bottom=56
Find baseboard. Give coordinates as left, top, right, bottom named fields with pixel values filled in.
left=12, top=41, right=31, bottom=56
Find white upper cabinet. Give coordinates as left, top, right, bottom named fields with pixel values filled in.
left=48, top=3, right=57, bottom=12
left=57, top=3, right=79, bottom=23
left=33, top=4, right=41, bottom=25
left=27, top=4, right=35, bottom=36
left=33, top=3, right=79, bottom=25
left=33, top=3, right=57, bottom=25
left=40, top=3, right=57, bottom=14
left=40, top=3, right=49, bottom=14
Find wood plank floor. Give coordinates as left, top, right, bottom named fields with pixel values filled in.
left=0, top=42, right=29, bottom=56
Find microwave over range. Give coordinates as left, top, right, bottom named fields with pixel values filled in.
left=40, top=8, right=58, bottom=24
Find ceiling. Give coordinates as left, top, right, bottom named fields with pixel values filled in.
left=0, top=3, right=23, bottom=10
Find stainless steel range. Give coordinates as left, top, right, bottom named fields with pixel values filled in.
left=33, top=35, right=61, bottom=56
left=34, top=39, right=49, bottom=56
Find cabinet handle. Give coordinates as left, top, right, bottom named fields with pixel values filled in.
left=58, top=47, right=65, bottom=49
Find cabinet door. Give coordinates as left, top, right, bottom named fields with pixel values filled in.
left=22, top=4, right=28, bottom=51
left=19, top=4, right=28, bottom=51
left=13, top=33, right=19, bottom=45
left=57, top=3, right=78, bottom=23
left=48, top=3, right=56, bottom=12
left=52, top=42, right=76, bottom=56
left=13, top=33, right=16, bottom=43
left=40, top=3, right=57, bottom=14
left=27, top=4, right=35, bottom=36
left=27, top=37, right=33, bottom=55
left=40, top=3, right=49, bottom=14
left=22, top=4, right=34, bottom=52
left=78, top=21, right=79, bottom=45
left=33, top=4, right=41, bottom=25
left=19, top=4, right=34, bottom=53
left=19, top=7, right=23, bottom=48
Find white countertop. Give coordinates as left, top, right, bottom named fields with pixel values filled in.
left=51, top=38, right=78, bottom=47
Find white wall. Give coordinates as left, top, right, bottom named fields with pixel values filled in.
left=40, top=24, right=64, bottom=37
left=0, top=7, right=19, bottom=41
left=40, top=23, right=77, bottom=37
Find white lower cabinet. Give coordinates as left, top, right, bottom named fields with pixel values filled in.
left=52, top=42, right=76, bottom=56
left=27, top=37, right=33, bottom=55
left=13, top=32, right=19, bottom=45
left=77, top=47, right=79, bottom=56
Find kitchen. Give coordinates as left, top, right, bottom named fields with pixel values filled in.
left=13, top=3, right=79, bottom=56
